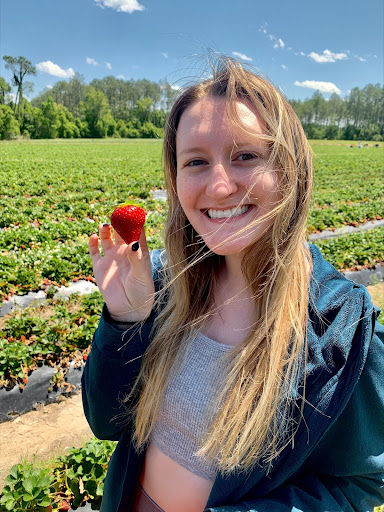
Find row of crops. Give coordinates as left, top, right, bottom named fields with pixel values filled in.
left=0, top=139, right=383, bottom=511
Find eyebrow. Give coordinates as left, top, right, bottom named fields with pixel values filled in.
left=178, top=142, right=268, bottom=158
left=177, top=147, right=206, bottom=157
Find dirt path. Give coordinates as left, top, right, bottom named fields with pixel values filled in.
left=0, top=392, right=93, bottom=490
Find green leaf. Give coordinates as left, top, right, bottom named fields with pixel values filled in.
left=22, top=478, right=34, bottom=494
left=39, top=495, right=52, bottom=507
left=4, top=498, right=16, bottom=511
left=22, top=492, right=34, bottom=502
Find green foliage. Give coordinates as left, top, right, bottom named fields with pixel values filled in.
left=291, top=84, right=384, bottom=140
left=312, top=227, right=384, bottom=270
left=308, top=144, right=384, bottom=232
left=0, top=463, right=54, bottom=511
left=3, top=56, right=36, bottom=123
left=53, top=437, right=116, bottom=509
left=35, top=97, right=61, bottom=139
left=0, top=291, right=104, bottom=389
left=83, top=87, right=115, bottom=138
left=0, top=105, right=20, bottom=140
left=0, top=77, right=11, bottom=104
left=0, top=437, right=116, bottom=511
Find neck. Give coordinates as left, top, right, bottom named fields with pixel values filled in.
left=215, top=254, right=250, bottom=300
left=223, top=253, right=245, bottom=284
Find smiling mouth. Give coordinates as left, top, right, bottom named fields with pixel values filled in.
left=206, top=205, right=252, bottom=219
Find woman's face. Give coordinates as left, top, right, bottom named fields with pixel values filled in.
left=175, top=97, right=281, bottom=258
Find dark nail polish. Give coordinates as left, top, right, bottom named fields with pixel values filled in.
left=103, top=223, right=110, bottom=227
left=132, top=241, right=140, bottom=252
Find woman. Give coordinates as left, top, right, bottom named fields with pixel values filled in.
left=83, top=57, right=384, bottom=512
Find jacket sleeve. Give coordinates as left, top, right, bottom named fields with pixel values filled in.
left=81, top=305, right=156, bottom=441
left=206, top=321, right=384, bottom=512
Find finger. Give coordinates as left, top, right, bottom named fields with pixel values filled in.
left=99, top=224, right=115, bottom=252
left=113, top=228, right=126, bottom=246
left=88, top=233, right=101, bottom=263
left=126, top=231, right=152, bottom=280
left=137, top=227, right=149, bottom=255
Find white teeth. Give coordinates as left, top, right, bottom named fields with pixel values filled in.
left=207, top=205, right=250, bottom=219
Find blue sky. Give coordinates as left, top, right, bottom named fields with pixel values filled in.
left=0, top=0, right=382, bottom=102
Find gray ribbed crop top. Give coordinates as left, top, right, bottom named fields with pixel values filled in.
left=151, top=331, right=233, bottom=481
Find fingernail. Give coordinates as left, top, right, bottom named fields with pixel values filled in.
left=132, top=241, right=140, bottom=252
left=103, top=223, right=110, bottom=227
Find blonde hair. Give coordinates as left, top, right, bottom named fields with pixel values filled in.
left=125, top=56, right=313, bottom=473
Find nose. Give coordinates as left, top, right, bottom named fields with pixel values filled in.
left=205, top=163, right=238, bottom=201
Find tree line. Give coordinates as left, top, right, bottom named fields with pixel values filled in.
left=0, top=56, right=383, bottom=141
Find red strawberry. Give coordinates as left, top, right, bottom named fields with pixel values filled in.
left=110, top=204, right=146, bottom=245
left=59, top=500, right=70, bottom=512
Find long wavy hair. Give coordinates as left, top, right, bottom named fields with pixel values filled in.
left=125, top=56, right=313, bottom=474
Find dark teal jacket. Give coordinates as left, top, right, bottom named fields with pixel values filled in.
left=82, top=245, right=384, bottom=512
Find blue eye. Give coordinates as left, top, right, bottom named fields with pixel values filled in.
left=187, top=159, right=206, bottom=166
left=237, top=153, right=257, bottom=161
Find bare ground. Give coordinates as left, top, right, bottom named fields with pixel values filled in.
left=0, top=391, right=93, bottom=490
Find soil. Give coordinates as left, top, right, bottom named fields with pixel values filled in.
left=366, top=283, right=384, bottom=311
left=0, top=391, right=93, bottom=490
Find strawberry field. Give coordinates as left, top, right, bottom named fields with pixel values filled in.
left=0, top=140, right=383, bottom=300
left=0, top=139, right=383, bottom=390
left=0, top=139, right=383, bottom=511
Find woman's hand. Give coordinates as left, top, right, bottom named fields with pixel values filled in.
left=88, top=224, right=155, bottom=322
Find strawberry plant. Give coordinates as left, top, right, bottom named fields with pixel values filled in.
left=53, top=437, right=116, bottom=509
left=0, top=463, right=54, bottom=511
left=0, top=292, right=103, bottom=389
left=312, top=226, right=384, bottom=270
left=0, top=437, right=117, bottom=511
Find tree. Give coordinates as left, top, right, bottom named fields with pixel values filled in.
left=0, top=104, right=20, bottom=139
left=83, top=87, right=115, bottom=137
left=3, top=56, right=36, bottom=122
left=38, top=97, right=60, bottom=138
left=0, top=77, right=11, bottom=104
left=57, top=104, right=80, bottom=138
left=132, top=98, right=153, bottom=124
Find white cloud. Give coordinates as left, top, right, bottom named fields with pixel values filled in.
left=274, top=38, right=285, bottom=49
left=36, top=61, right=75, bottom=78
left=300, top=51, right=306, bottom=56
left=46, top=84, right=53, bottom=89
left=105, top=62, right=112, bottom=69
left=86, top=57, right=99, bottom=66
left=94, top=0, right=144, bottom=13
left=294, top=80, right=341, bottom=95
left=117, top=74, right=125, bottom=79
left=232, top=51, right=252, bottom=62
left=161, top=52, right=169, bottom=59
left=281, top=64, right=288, bottom=70
left=308, top=49, right=347, bottom=63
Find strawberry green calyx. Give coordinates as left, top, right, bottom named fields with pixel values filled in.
left=110, top=200, right=145, bottom=216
